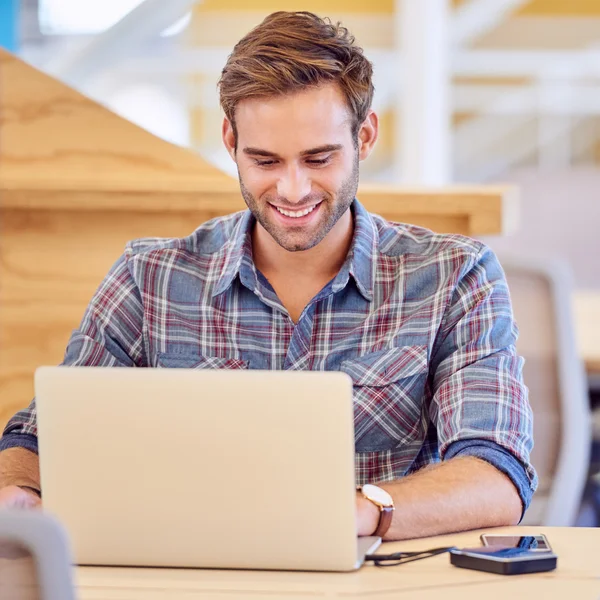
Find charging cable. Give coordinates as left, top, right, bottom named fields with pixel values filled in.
left=365, top=546, right=457, bottom=567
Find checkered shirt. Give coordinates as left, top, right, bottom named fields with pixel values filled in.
left=1, top=199, right=537, bottom=505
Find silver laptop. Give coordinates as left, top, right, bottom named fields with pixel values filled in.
left=35, top=366, right=381, bottom=571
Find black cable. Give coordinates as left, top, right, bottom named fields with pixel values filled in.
left=365, top=546, right=456, bottom=567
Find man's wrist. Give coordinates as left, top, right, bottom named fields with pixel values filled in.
left=357, top=484, right=395, bottom=538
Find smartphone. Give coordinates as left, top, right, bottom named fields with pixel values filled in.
left=480, top=534, right=552, bottom=552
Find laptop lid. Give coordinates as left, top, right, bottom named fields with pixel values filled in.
left=36, top=366, right=361, bottom=571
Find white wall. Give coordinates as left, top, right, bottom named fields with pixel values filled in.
left=482, top=167, right=600, bottom=291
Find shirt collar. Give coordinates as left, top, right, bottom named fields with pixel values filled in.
left=333, top=199, right=377, bottom=302
left=212, top=198, right=378, bottom=301
left=212, top=210, right=255, bottom=297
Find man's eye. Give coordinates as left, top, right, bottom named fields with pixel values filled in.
left=307, top=157, right=331, bottom=166
left=255, top=159, right=277, bottom=167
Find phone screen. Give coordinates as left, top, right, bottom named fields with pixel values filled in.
left=480, top=535, right=551, bottom=552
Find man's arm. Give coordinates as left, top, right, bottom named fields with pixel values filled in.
left=0, top=447, right=40, bottom=490
left=357, top=456, right=521, bottom=540
left=0, top=447, right=42, bottom=508
left=357, top=245, right=536, bottom=540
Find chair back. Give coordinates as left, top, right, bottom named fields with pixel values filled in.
left=0, top=512, right=75, bottom=600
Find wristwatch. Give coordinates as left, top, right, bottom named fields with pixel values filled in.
left=358, top=483, right=395, bottom=537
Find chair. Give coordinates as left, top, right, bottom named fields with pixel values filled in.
left=0, top=512, right=75, bottom=600
left=498, top=255, right=592, bottom=526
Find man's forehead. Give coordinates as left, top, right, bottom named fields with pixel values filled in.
left=235, top=84, right=353, bottom=137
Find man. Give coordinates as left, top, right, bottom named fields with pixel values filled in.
left=0, top=11, right=536, bottom=540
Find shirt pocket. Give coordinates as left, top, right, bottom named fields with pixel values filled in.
left=341, top=345, right=429, bottom=453
left=156, top=353, right=249, bottom=370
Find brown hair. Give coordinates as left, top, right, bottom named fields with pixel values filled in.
left=218, top=11, right=374, bottom=145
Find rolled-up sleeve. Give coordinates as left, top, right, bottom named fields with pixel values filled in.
left=430, top=245, right=538, bottom=509
left=0, top=250, right=145, bottom=453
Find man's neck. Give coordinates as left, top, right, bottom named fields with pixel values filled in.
left=252, top=209, right=354, bottom=282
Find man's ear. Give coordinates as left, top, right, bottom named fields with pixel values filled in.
left=357, top=110, right=379, bottom=161
left=222, top=117, right=237, bottom=161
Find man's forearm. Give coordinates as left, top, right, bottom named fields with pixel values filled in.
left=359, top=457, right=522, bottom=541
left=0, top=447, right=40, bottom=491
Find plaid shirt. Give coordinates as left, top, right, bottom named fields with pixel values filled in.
left=1, top=199, right=537, bottom=508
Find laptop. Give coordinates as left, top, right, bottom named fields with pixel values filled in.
left=35, top=366, right=381, bottom=571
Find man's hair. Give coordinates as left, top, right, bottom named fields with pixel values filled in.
left=218, top=11, right=374, bottom=145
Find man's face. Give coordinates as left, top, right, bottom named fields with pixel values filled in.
left=223, top=84, right=367, bottom=253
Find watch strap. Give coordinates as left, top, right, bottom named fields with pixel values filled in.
left=373, top=505, right=394, bottom=537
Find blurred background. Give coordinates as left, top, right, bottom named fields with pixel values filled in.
left=5, top=0, right=599, bottom=286
left=1, top=0, right=599, bottom=526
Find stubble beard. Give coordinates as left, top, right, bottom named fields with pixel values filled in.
left=238, top=154, right=359, bottom=253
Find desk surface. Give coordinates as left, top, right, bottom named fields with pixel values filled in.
left=74, top=526, right=600, bottom=600
left=574, top=292, right=600, bottom=377
left=586, top=359, right=600, bottom=378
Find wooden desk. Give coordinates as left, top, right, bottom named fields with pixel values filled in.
left=73, top=526, right=600, bottom=600
left=574, top=292, right=600, bottom=379
left=586, top=359, right=600, bottom=373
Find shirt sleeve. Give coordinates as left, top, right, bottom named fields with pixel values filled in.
left=0, top=251, right=146, bottom=454
left=429, top=244, right=538, bottom=504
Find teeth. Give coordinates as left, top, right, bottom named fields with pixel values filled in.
left=275, top=204, right=317, bottom=218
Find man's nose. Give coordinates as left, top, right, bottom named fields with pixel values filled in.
left=276, top=165, right=311, bottom=204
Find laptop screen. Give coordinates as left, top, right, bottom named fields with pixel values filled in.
left=0, top=539, right=42, bottom=600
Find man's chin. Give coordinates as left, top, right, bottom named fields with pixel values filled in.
left=274, top=237, right=322, bottom=253
left=257, top=218, right=320, bottom=252
left=266, top=227, right=327, bottom=252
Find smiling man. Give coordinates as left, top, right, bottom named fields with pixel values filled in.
left=0, top=12, right=536, bottom=540
left=229, top=81, right=371, bottom=322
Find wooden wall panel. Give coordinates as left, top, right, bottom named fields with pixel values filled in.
left=0, top=208, right=238, bottom=429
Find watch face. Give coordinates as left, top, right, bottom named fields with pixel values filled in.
left=362, top=484, right=393, bottom=507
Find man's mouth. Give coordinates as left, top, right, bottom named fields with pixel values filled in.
left=272, top=202, right=321, bottom=219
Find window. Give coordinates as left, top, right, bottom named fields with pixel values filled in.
left=106, top=84, right=191, bottom=147
left=39, top=0, right=147, bottom=35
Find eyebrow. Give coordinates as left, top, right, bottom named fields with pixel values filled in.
left=242, top=144, right=343, bottom=158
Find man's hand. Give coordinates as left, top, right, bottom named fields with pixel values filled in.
left=356, top=491, right=379, bottom=537
left=0, top=486, right=41, bottom=510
